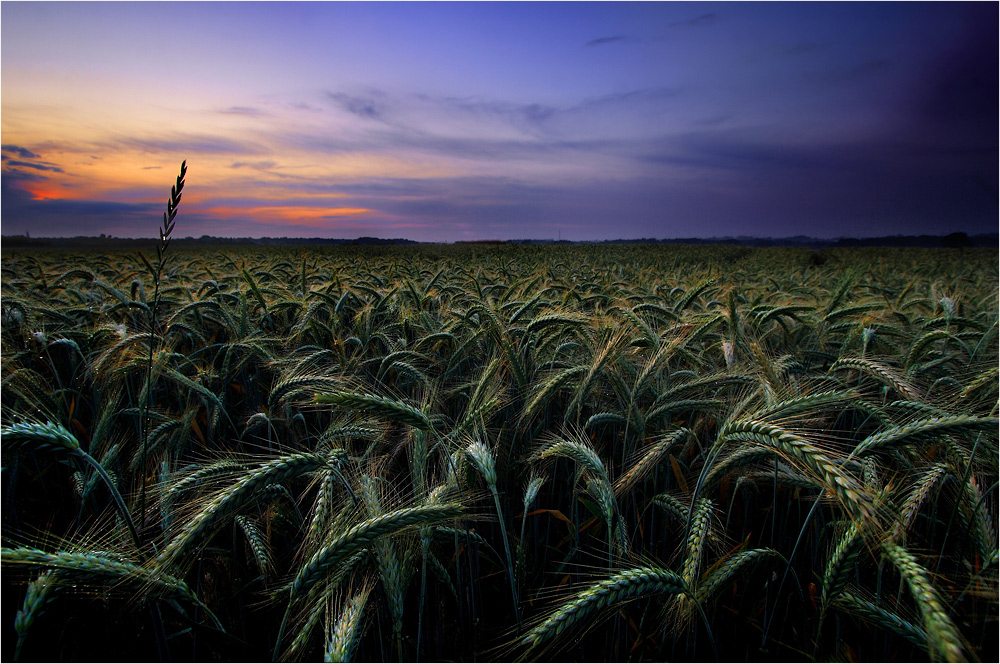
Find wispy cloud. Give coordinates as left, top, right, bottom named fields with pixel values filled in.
left=328, top=91, right=385, bottom=120
left=218, top=105, right=267, bottom=116
left=2, top=3, right=994, bottom=242
left=110, top=134, right=264, bottom=155
left=585, top=35, right=629, bottom=47
left=230, top=160, right=278, bottom=170
left=1, top=144, right=40, bottom=159
left=3, top=160, right=63, bottom=173
left=670, top=13, right=717, bottom=28
left=2, top=168, right=48, bottom=183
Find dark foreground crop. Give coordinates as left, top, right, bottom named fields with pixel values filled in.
left=2, top=240, right=997, bottom=662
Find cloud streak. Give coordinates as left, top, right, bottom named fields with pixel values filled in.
left=218, top=105, right=267, bottom=116
left=2, top=145, right=41, bottom=159
left=107, top=134, right=265, bottom=156
left=670, top=13, right=717, bottom=28
left=328, top=91, right=385, bottom=120
left=585, top=35, right=629, bottom=47
left=3, top=160, right=64, bottom=173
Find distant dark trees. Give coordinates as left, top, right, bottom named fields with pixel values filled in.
left=941, top=232, right=973, bottom=248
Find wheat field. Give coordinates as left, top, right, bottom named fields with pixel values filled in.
left=2, top=237, right=997, bottom=661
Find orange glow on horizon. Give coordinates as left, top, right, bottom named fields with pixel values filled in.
left=20, top=184, right=66, bottom=201
left=203, top=205, right=373, bottom=227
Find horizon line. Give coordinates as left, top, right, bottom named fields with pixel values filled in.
left=2, top=231, right=994, bottom=244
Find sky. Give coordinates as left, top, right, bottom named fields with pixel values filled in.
left=1, top=1, right=996, bottom=242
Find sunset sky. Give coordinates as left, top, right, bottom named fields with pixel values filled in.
left=2, top=2, right=996, bottom=241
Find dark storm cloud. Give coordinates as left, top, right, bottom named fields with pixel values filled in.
left=1, top=145, right=40, bottom=159
left=585, top=35, right=628, bottom=47
left=0, top=174, right=164, bottom=236
left=908, top=4, right=998, bottom=136
left=630, top=128, right=997, bottom=238
left=865, top=2, right=999, bottom=222
left=1, top=169, right=236, bottom=238
left=657, top=133, right=857, bottom=172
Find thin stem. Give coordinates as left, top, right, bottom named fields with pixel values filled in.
left=491, top=487, right=520, bottom=625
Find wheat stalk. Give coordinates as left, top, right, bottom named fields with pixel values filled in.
left=139, top=160, right=187, bottom=529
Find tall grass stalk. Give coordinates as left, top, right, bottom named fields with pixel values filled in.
left=139, top=160, right=186, bottom=530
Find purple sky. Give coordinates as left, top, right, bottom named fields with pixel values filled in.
left=2, top=2, right=996, bottom=241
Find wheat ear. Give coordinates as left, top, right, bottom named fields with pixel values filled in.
left=158, top=451, right=338, bottom=569
left=719, top=419, right=872, bottom=519
left=537, top=436, right=609, bottom=482
left=315, top=391, right=431, bottom=430
left=882, top=541, right=965, bottom=663
left=325, top=587, right=371, bottom=663
left=851, top=415, right=998, bottom=458
left=140, top=160, right=186, bottom=529
left=466, top=440, right=520, bottom=621
left=695, top=548, right=780, bottom=605
left=521, top=566, right=686, bottom=650
left=832, top=592, right=928, bottom=649
left=14, top=571, right=57, bottom=661
left=290, top=503, right=463, bottom=599
left=2, top=421, right=140, bottom=548
left=2, top=547, right=218, bottom=627
left=614, top=428, right=689, bottom=496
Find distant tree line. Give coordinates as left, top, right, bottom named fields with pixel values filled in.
left=1, top=231, right=995, bottom=250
